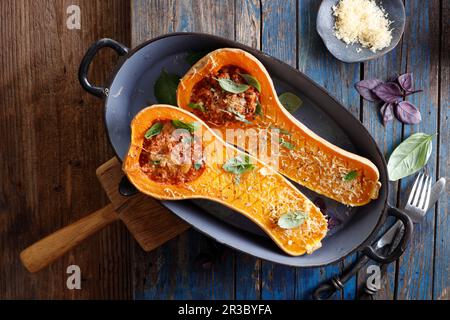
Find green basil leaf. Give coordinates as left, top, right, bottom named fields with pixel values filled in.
left=222, top=155, right=255, bottom=175
left=343, top=170, right=358, bottom=181
left=280, top=138, right=295, bottom=150
left=279, top=128, right=291, bottom=135
left=278, top=92, right=303, bottom=113
left=255, top=101, right=263, bottom=116
left=186, top=51, right=208, bottom=66
left=144, top=122, right=163, bottom=139
left=270, top=126, right=291, bottom=136
left=154, top=70, right=180, bottom=105
left=151, top=160, right=161, bottom=165
left=387, top=132, right=434, bottom=181
left=278, top=211, right=308, bottom=229
left=171, top=120, right=199, bottom=133
left=239, top=73, right=261, bottom=92
left=188, top=102, right=206, bottom=112
left=215, top=78, right=250, bottom=94
left=194, top=161, right=202, bottom=170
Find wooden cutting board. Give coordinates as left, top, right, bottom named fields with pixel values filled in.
left=96, top=157, right=189, bottom=250
left=20, top=157, right=189, bottom=273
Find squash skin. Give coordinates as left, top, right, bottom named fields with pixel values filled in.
left=123, top=105, right=328, bottom=256
left=177, top=48, right=381, bottom=206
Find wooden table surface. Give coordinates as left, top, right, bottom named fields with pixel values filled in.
left=1, top=0, right=448, bottom=300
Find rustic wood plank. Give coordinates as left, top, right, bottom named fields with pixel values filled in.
left=130, top=0, right=236, bottom=299
left=434, top=0, right=450, bottom=300
left=131, top=0, right=176, bottom=41
left=0, top=0, right=131, bottom=298
left=259, top=0, right=297, bottom=300
left=396, top=0, right=440, bottom=300
left=235, top=0, right=261, bottom=49
left=296, top=0, right=362, bottom=300
left=234, top=0, right=263, bottom=300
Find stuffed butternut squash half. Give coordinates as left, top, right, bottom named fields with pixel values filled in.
left=123, top=105, right=328, bottom=256
left=177, top=48, right=381, bottom=206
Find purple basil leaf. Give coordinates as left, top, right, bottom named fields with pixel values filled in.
left=388, top=73, right=400, bottom=83
left=395, top=101, right=422, bottom=124
left=404, top=89, right=423, bottom=96
left=372, top=82, right=403, bottom=103
left=380, top=103, right=394, bottom=126
left=398, top=73, right=413, bottom=92
left=354, top=79, right=383, bottom=102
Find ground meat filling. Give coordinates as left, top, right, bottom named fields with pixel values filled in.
left=139, top=120, right=205, bottom=184
left=190, top=65, right=260, bottom=126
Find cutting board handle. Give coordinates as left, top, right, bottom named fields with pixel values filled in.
left=20, top=203, right=118, bottom=273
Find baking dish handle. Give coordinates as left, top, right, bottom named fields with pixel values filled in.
left=78, top=38, right=129, bottom=97
left=312, top=205, right=413, bottom=300
left=362, top=205, right=413, bottom=263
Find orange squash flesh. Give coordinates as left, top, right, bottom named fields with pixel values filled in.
left=123, top=105, right=328, bottom=256
left=177, top=48, right=381, bottom=206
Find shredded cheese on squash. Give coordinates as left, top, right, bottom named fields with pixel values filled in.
left=332, top=0, right=393, bottom=52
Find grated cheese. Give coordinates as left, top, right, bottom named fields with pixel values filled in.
left=332, top=0, right=393, bottom=52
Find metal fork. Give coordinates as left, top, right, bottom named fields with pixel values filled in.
left=376, top=173, right=433, bottom=258
left=361, top=173, right=433, bottom=265
left=404, top=173, right=433, bottom=223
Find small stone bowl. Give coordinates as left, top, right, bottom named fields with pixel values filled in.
left=316, top=0, right=405, bottom=63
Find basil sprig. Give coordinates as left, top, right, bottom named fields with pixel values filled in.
left=387, top=132, right=434, bottom=181
left=194, top=161, right=203, bottom=171
left=227, top=109, right=252, bottom=124
left=215, top=77, right=250, bottom=94
left=144, top=122, right=163, bottom=139
left=278, top=211, right=309, bottom=229
left=239, top=73, right=261, bottom=92
left=343, top=170, right=358, bottom=181
left=188, top=102, right=206, bottom=112
left=222, top=155, right=255, bottom=175
left=270, top=126, right=291, bottom=136
left=171, top=120, right=199, bottom=133
left=255, top=101, right=263, bottom=116
left=278, top=92, right=303, bottom=113
left=154, top=70, right=180, bottom=106
left=280, top=138, right=295, bottom=150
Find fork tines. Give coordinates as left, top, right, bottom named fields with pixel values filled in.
left=407, top=173, right=432, bottom=211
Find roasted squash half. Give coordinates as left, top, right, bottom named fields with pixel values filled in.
left=177, top=48, right=381, bottom=206
left=123, top=105, right=328, bottom=256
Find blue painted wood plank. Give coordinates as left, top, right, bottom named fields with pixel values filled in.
left=234, top=0, right=262, bottom=300
left=296, top=0, right=362, bottom=300
left=434, top=0, right=450, bottom=300
left=260, top=0, right=297, bottom=299
left=135, top=231, right=235, bottom=299
left=235, top=252, right=262, bottom=299
left=396, top=0, right=440, bottom=300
